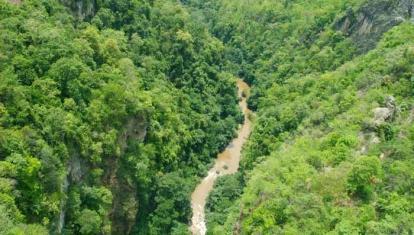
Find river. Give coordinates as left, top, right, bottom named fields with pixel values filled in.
left=190, top=79, right=252, bottom=235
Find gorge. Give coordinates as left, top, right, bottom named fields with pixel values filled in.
left=1, top=0, right=414, bottom=234
left=190, top=79, right=251, bottom=235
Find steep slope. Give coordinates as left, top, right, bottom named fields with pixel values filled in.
left=227, top=24, right=414, bottom=234
left=0, top=0, right=241, bottom=234
left=3, top=0, right=414, bottom=234
left=187, top=0, right=414, bottom=234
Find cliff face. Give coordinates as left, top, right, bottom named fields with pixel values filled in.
left=8, top=0, right=21, bottom=4
left=60, top=0, right=97, bottom=20
left=56, top=117, right=148, bottom=234
left=108, top=117, right=148, bottom=235
left=335, top=0, right=414, bottom=52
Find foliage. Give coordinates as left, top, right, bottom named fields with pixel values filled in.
left=3, top=0, right=414, bottom=234
left=188, top=0, right=414, bottom=233
left=0, top=0, right=240, bottom=234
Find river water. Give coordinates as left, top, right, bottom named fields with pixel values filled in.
left=190, top=79, right=251, bottom=235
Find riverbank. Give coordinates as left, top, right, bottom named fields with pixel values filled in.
left=190, top=79, right=252, bottom=235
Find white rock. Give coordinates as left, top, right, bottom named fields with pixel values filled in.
left=373, top=107, right=393, bottom=125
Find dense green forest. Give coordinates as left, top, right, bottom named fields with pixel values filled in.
left=1, top=0, right=414, bottom=234
left=186, top=0, right=414, bottom=234
left=0, top=0, right=242, bottom=234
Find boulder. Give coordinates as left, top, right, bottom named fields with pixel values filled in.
left=372, top=95, right=396, bottom=126
left=373, top=107, right=393, bottom=125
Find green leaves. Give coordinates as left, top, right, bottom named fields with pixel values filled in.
left=76, top=209, right=102, bottom=235
left=347, top=156, right=382, bottom=201
left=185, top=1, right=414, bottom=234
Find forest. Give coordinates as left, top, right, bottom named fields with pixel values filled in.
left=1, top=0, right=414, bottom=234
left=0, top=0, right=241, bottom=234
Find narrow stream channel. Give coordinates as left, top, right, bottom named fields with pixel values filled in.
left=190, top=79, right=252, bottom=235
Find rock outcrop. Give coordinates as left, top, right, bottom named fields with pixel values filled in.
left=60, top=0, right=97, bottom=20
left=8, top=0, right=21, bottom=4
left=109, top=116, right=148, bottom=235
left=335, top=0, right=414, bottom=52
left=372, top=95, right=397, bottom=126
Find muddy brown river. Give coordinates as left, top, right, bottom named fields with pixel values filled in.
left=190, top=79, right=251, bottom=235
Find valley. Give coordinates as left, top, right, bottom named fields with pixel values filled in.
left=1, top=0, right=414, bottom=234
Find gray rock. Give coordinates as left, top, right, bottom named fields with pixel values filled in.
left=60, top=0, right=97, bottom=20
left=373, top=107, right=393, bottom=125
left=385, top=95, right=396, bottom=110
left=372, top=95, right=397, bottom=125
left=371, top=135, right=381, bottom=144
left=335, top=0, right=414, bottom=53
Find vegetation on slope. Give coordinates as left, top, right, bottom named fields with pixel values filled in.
left=186, top=0, right=414, bottom=234
left=2, top=0, right=414, bottom=234
left=227, top=23, right=414, bottom=234
left=0, top=0, right=242, bottom=234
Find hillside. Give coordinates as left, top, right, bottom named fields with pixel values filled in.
left=0, top=0, right=241, bottom=234
left=1, top=0, right=414, bottom=234
left=186, top=0, right=414, bottom=234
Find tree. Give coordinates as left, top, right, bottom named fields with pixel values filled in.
left=347, top=156, right=382, bottom=201
left=77, top=209, right=102, bottom=235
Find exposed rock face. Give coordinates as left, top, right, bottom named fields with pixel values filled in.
left=56, top=117, right=148, bottom=234
left=8, top=0, right=21, bottom=4
left=335, top=0, right=414, bottom=52
left=118, top=117, right=148, bottom=154
left=357, top=96, right=397, bottom=156
left=372, top=95, right=397, bottom=126
left=69, top=152, right=84, bottom=183
left=358, top=132, right=381, bottom=155
left=56, top=145, right=87, bottom=233
left=60, top=0, right=97, bottom=20
left=109, top=116, right=148, bottom=235
left=373, top=107, right=394, bottom=125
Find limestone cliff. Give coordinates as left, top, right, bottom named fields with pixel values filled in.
left=60, top=0, right=97, bottom=20
left=335, top=0, right=414, bottom=52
